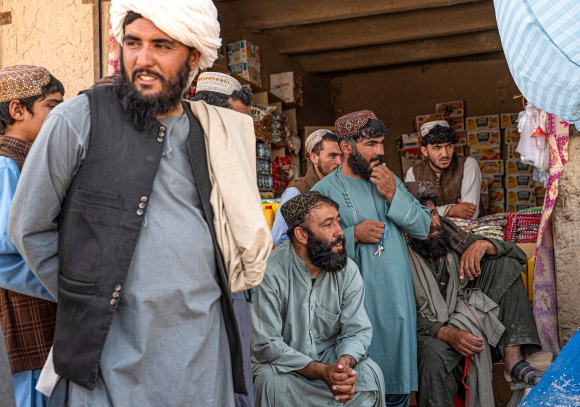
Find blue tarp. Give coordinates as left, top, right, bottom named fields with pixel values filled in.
left=521, top=330, right=580, bottom=406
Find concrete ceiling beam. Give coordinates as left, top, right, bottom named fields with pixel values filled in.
left=242, top=0, right=489, bottom=30
left=294, top=30, right=503, bottom=73
left=272, top=2, right=497, bottom=55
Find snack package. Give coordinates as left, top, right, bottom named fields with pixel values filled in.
left=505, top=158, right=533, bottom=175
left=446, top=117, right=465, bottom=132
left=490, top=188, right=506, bottom=203
left=505, top=142, right=521, bottom=159
left=504, top=126, right=521, bottom=143
left=467, top=130, right=501, bottom=146
left=456, top=131, right=467, bottom=146
left=436, top=101, right=464, bottom=118
left=507, top=189, right=536, bottom=205
left=414, top=113, right=444, bottom=131
left=400, top=147, right=424, bottom=178
left=455, top=146, right=465, bottom=156
left=400, top=132, right=421, bottom=148
left=478, top=160, right=504, bottom=176
left=469, top=145, right=501, bottom=161
left=466, top=115, right=500, bottom=131
left=488, top=202, right=506, bottom=214
left=506, top=174, right=534, bottom=189
left=501, top=113, right=519, bottom=129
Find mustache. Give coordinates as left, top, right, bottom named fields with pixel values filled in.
left=429, top=225, right=444, bottom=234
left=132, top=68, right=166, bottom=83
left=331, top=236, right=345, bottom=246
left=371, top=155, right=383, bottom=163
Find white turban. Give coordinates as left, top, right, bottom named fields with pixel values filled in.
left=420, top=120, right=449, bottom=137
left=110, top=0, right=222, bottom=78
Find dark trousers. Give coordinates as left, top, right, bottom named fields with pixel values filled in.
left=417, top=276, right=541, bottom=407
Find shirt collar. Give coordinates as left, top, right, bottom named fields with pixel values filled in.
left=0, top=135, right=32, bottom=156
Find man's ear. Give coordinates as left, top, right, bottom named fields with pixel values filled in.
left=294, top=226, right=309, bottom=245
left=189, top=49, right=201, bottom=72
left=420, top=146, right=428, bottom=158
left=8, top=100, right=25, bottom=122
left=310, top=153, right=319, bottom=167
left=339, top=140, right=351, bottom=155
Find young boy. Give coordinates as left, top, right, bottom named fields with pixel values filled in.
left=0, top=65, right=64, bottom=407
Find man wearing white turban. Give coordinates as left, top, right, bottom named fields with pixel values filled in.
left=8, top=2, right=271, bottom=406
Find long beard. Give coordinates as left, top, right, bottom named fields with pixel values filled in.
left=348, top=147, right=383, bottom=180
left=116, top=56, right=190, bottom=131
left=408, top=226, right=453, bottom=259
left=306, top=231, right=348, bottom=273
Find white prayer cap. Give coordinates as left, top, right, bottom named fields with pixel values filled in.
left=305, top=129, right=334, bottom=154
left=196, top=73, right=242, bottom=96
left=420, top=120, right=450, bottom=137
left=110, top=0, right=222, bottom=77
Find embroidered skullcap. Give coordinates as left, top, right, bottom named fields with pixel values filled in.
left=305, top=129, right=334, bottom=154
left=420, top=120, right=449, bottom=137
left=281, top=191, right=325, bottom=227
left=334, top=110, right=378, bottom=138
left=196, top=72, right=242, bottom=96
left=110, top=0, right=222, bottom=82
left=0, top=65, right=51, bottom=103
left=403, top=181, right=438, bottom=202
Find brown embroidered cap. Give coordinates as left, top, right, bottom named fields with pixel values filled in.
left=0, top=65, right=51, bottom=103
left=281, top=191, right=324, bottom=227
left=334, top=110, right=378, bottom=138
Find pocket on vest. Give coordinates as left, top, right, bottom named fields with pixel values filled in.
left=58, top=273, right=99, bottom=296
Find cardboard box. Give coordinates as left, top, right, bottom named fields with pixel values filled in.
left=504, top=127, right=521, bottom=143
left=270, top=72, right=303, bottom=106
left=490, top=188, right=506, bottom=203
left=507, top=189, right=536, bottom=205
left=478, top=160, right=504, bottom=176
left=456, top=131, right=467, bottom=146
left=227, top=40, right=260, bottom=65
left=466, top=115, right=500, bottom=131
left=467, top=130, right=501, bottom=146
left=469, top=144, right=501, bottom=161
left=400, top=132, right=421, bottom=148
left=536, top=187, right=546, bottom=207
left=481, top=179, right=489, bottom=195
left=446, top=117, right=465, bottom=132
left=501, top=113, right=520, bottom=129
left=505, top=158, right=533, bottom=175
left=229, top=61, right=262, bottom=86
left=400, top=147, right=423, bottom=178
left=489, top=202, right=506, bottom=214
left=455, top=146, right=465, bottom=156
left=414, top=113, right=444, bottom=131
left=505, top=142, right=521, bottom=159
left=436, top=101, right=464, bottom=118
left=506, top=174, right=534, bottom=189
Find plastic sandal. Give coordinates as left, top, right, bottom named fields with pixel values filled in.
left=509, top=359, right=543, bottom=390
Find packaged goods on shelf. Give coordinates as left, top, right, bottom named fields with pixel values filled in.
left=226, top=40, right=260, bottom=65
left=435, top=100, right=464, bottom=118
left=456, top=131, right=467, bottom=146
left=478, top=160, right=504, bottom=176
left=505, top=142, right=521, bottom=159
left=467, top=129, right=501, bottom=146
left=507, top=189, right=536, bottom=205
left=466, top=114, right=500, bottom=131
left=400, top=146, right=423, bottom=178
left=489, top=202, right=506, bottom=214
left=446, top=116, right=465, bottom=132
left=229, top=61, right=261, bottom=86
left=490, top=188, right=506, bottom=203
left=400, top=132, right=421, bottom=148
left=455, top=146, right=465, bottom=156
left=270, top=72, right=303, bottom=106
left=501, top=113, right=519, bottom=129
left=414, top=113, right=444, bottom=131
left=256, top=158, right=271, bottom=175
left=505, top=158, right=533, bottom=175
left=469, top=144, right=501, bottom=161
left=256, top=143, right=271, bottom=160
left=504, top=126, right=521, bottom=143
left=273, top=156, right=291, bottom=191
left=506, top=174, right=534, bottom=189
left=506, top=204, right=535, bottom=214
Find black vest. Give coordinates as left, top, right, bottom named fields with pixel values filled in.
left=54, top=86, right=246, bottom=394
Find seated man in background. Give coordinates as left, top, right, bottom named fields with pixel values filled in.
left=193, top=72, right=253, bottom=114
left=404, top=182, right=543, bottom=407
left=271, top=129, right=342, bottom=246
left=251, top=191, right=385, bottom=406
left=405, top=121, right=482, bottom=220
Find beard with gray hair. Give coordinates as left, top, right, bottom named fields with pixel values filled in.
left=407, top=225, right=453, bottom=259
left=116, top=54, right=191, bottom=131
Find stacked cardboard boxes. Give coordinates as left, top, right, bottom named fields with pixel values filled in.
left=270, top=72, right=303, bottom=106
left=227, top=40, right=262, bottom=86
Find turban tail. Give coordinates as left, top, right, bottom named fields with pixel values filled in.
left=110, top=0, right=222, bottom=84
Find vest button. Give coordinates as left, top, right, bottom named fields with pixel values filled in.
left=159, top=126, right=166, bottom=132
left=110, top=299, right=117, bottom=306
left=140, top=196, right=148, bottom=203
left=138, top=202, right=146, bottom=209
left=112, top=292, right=120, bottom=299
left=159, top=132, right=165, bottom=137
left=115, top=284, right=122, bottom=291
left=157, top=137, right=163, bottom=143
left=136, top=209, right=144, bottom=216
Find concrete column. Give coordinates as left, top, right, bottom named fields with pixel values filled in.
left=553, top=125, right=580, bottom=347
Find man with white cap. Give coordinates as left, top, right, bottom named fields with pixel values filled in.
left=193, top=72, right=253, bottom=114
left=271, top=129, right=342, bottom=247
left=405, top=121, right=482, bottom=220
left=7, top=1, right=271, bottom=406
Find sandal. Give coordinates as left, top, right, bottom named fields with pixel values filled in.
left=509, top=360, right=544, bottom=390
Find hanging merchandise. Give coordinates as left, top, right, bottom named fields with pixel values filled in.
left=516, top=104, right=549, bottom=176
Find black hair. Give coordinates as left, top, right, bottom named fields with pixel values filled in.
left=287, top=195, right=339, bottom=243
left=123, top=11, right=143, bottom=32
left=0, top=73, right=65, bottom=135
left=417, top=192, right=439, bottom=207
left=193, top=86, right=254, bottom=108
left=421, top=124, right=459, bottom=147
left=311, top=132, right=339, bottom=156
left=341, top=118, right=388, bottom=148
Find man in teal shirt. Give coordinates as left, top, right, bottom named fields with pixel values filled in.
left=251, top=191, right=385, bottom=406
left=312, top=110, right=431, bottom=406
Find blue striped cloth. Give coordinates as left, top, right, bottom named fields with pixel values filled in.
left=494, top=0, right=580, bottom=126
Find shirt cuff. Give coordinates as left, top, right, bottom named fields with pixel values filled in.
left=336, top=341, right=367, bottom=363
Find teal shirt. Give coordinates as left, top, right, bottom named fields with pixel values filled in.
left=312, top=168, right=431, bottom=394
left=251, top=241, right=373, bottom=378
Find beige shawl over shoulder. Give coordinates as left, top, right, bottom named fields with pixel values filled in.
left=189, top=101, right=272, bottom=292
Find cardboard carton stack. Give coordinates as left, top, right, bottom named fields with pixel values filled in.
left=270, top=72, right=303, bottom=106
left=227, top=40, right=262, bottom=86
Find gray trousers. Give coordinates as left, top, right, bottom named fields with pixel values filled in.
left=416, top=276, right=541, bottom=407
